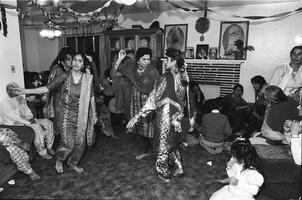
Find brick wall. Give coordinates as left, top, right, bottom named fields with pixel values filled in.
left=186, top=59, right=244, bottom=96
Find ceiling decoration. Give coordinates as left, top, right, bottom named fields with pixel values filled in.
left=16, top=0, right=302, bottom=29
left=166, top=0, right=302, bottom=24
left=0, top=5, right=8, bottom=37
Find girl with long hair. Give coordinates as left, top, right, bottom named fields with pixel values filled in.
left=210, top=138, right=264, bottom=200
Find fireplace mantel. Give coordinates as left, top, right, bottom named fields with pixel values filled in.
left=185, top=59, right=245, bottom=65
left=185, top=59, right=244, bottom=96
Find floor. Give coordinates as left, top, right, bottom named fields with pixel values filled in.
left=0, top=126, right=230, bottom=199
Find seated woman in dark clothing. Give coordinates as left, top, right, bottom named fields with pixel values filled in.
left=189, top=82, right=205, bottom=131
left=261, top=86, right=299, bottom=143
left=224, top=84, right=248, bottom=135
left=250, top=86, right=301, bottom=200
left=244, top=75, right=268, bottom=138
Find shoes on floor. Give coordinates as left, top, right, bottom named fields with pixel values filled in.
left=172, top=168, right=184, bottom=177
left=158, top=175, right=170, bottom=183
left=135, top=152, right=153, bottom=160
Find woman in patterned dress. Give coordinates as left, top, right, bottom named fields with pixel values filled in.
left=17, top=53, right=97, bottom=174
left=46, top=47, right=74, bottom=135
left=127, top=48, right=195, bottom=182
left=116, top=48, right=160, bottom=160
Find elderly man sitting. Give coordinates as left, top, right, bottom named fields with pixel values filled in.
left=0, top=83, right=54, bottom=159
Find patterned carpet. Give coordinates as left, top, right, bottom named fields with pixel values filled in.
left=0, top=126, right=230, bottom=200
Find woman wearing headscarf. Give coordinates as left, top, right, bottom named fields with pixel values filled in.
left=0, top=83, right=55, bottom=160
left=116, top=47, right=160, bottom=160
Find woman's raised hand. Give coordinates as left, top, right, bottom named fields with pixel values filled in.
left=118, top=49, right=127, bottom=61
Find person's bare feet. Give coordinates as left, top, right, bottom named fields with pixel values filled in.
left=135, top=151, right=153, bottom=160
left=111, top=133, right=120, bottom=139
left=55, top=160, right=63, bottom=174
left=172, top=168, right=184, bottom=177
left=70, top=165, right=84, bottom=173
left=29, top=170, right=40, bottom=181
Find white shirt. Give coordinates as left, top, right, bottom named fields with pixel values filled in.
left=0, top=97, right=32, bottom=125
left=291, top=134, right=301, bottom=165
left=270, top=63, right=302, bottom=97
left=210, top=158, right=264, bottom=200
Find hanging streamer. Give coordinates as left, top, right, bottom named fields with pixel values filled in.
left=166, top=0, right=302, bottom=23
left=62, top=0, right=113, bottom=17
left=1, top=6, right=7, bottom=37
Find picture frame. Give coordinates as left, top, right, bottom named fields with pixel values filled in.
left=196, top=44, right=209, bottom=59
left=185, top=47, right=194, bottom=59
left=164, top=24, right=188, bottom=53
left=140, top=37, right=150, bottom=48
left=218, top=21, right=249, bottom=60
left=208, top=47, right=218, bottom=60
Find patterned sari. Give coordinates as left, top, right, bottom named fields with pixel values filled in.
left=119, top=60, right=159, bottom=138
left=135, top=71, right=196, bottom=179
left=47, top=72, right=95, bottom=167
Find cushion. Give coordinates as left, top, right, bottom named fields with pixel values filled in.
left=0, top=145, right=12, bottom=164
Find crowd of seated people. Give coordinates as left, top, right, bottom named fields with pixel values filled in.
left=1, top=45, right=301, bottom=200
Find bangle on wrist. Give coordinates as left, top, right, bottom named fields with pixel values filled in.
left=291, top=135, right=299, bottom=138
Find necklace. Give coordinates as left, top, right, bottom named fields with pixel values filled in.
left=72, top=72, right=82, bottom=84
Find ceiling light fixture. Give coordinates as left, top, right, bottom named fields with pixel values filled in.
left=39, top=28, right=62, bottom=39
left=114, top=0, right=137, bottom=6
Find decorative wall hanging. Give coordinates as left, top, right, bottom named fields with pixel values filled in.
left=195, top=17, right=210, bottom=41
left=218, top=21, right=249, bottom=60
left=195, top=0, right=209, bottom=41
left=164, top=23, right=188, bottom=53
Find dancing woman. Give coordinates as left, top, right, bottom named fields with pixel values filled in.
left=16, top=53, right=97, bottom=174
left=127, top=48, right=195, bottom=182
left=116, top=48, right=160, bottom=160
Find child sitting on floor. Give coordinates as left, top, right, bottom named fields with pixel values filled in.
left=199, top=98, right=232, bottom=154
left=210, top=138, right=264, bottom=200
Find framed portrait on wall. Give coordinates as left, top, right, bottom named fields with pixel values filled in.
left=185, top=47, right=194, bottom=59
left=218, top=21, right=249, bottom=60
left=208, top=47, right=218, bottom=59
left=196, top=44, right=209, bottom=59
left=164, top=24, right=188, bottom=53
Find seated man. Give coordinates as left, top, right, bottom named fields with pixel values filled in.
left=0, top=128, right=40, bottom=181
left=0, top=83, right=55, bottom=159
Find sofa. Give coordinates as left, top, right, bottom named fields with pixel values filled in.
left=0, top=125, right=35, bottom=186
left=254, top=144, right=301, bottom=200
